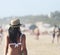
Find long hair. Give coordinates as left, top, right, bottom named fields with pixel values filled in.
left=8, top=26, right=22, bottom=43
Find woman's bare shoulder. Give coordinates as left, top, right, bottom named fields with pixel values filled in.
left=22, top=34, right=26, bottom=37
left=21, top=34, right=26, bottom=40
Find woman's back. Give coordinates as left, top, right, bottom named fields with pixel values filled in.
left=7, top=36, right=22, bottom=55
left=4, top=19, right=27, bottom=55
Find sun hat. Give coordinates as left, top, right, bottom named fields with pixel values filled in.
left=10, top=19, right=22, bottom=27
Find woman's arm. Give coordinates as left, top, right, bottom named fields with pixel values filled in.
left=21, top=34, right=27, bottom=55
left=4, top=36, right=9, bottom=55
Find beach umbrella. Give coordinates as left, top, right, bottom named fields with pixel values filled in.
left=29, top=24, right=38, bottom=30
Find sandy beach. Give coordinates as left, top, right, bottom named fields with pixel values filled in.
left=0, top=32, right=60, bottom=55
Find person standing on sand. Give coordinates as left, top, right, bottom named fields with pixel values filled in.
left=34, top=28, right=40, bottom=40
left=57, top=27, right=60, bottom=43
left=4, top=19, right=27, bottom=55
left=52, top=25, right=57, bottom=43
left=52, top=28, right=55, bottom=43
left=0, top=26, right=3, bottom=44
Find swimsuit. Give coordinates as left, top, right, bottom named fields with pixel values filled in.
left=9, top=34, right=23, bottom=48
left=9, top=43, right=22, bottom=48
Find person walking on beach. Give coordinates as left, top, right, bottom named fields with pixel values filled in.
left=52, top=28, right=55, bottom=43
left=52, top=25, right=57, bottom=43
left=0, top=26, right=3, bottom=44
left=57, top=27, right=60, bottom=43
left=4, top=19, right=27, bottom=55
left=34, top=28, right=40, bottom=40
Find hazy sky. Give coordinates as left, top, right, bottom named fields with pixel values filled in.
left=0, top=0, right=60, bottom=18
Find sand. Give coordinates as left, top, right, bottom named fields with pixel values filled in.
left=0, top=32, right=60, bottom=55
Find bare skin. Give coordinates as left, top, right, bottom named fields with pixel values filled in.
left=4, top=34, right=27, bottom=55
left=52, top=29, right=55, bottom=43
left=57, top=30, right=60, bottom=43
left=34, top=28, right=40, bottom=40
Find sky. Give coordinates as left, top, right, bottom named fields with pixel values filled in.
left=0, top=0, right=60, bottom=18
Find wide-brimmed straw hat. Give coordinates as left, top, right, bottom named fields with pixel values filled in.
left=10, top=19, right=22, bottom=27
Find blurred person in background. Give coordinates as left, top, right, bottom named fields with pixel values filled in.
left=57, top=27, right=60, bottom=43
left=52, top=25, right=57, bottom=43
left=34, top=28, right=40, bottom=40
left=0, top=26, right=3, bottom=44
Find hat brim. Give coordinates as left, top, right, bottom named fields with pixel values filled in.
left=10, top=23, right=22, bottom=27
